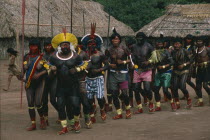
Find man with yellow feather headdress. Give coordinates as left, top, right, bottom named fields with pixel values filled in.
left=49, top=31, right=87, bottom=134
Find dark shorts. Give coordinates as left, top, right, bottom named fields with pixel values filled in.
left=108, top=71, right=128, bottom=90
left=196, top=66, right=210, bottom=82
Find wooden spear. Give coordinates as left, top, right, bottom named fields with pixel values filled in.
left=83, top=10, right=86, bottom=35
left=51, top=16, right=54, bottom=38
left=70, top=0, right=73, bottom=33
left=20, top=0, right=26, bottom=108
left=106, top=0, right=111, bottom=48
left=37, top=0, right=40, bottom=37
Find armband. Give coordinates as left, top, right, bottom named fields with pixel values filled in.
left=134, top=65, right=138, bottom=69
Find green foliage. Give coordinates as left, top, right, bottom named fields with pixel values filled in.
left=93, top=0, right=208, bottom=32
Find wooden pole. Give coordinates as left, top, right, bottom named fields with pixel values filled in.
left=51, top=16, right=54, bottom=38
left=13, top=22, right=106, bottom=28
left=83, top=10, right=85, bottom=35
left=106, top=0, right=111, bottom=48
left=37, top=0, right=40, bottom=37
left=70, top=0, right=73, bottom=33
left=15, top=29, right=20, bottom=67
left=20, top=0, right=26, bottom=108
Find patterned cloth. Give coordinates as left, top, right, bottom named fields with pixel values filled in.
left=86, top=76, right=104, bottom=99
left=133, top=70, right=152, bottom=83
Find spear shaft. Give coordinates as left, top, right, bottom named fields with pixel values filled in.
left=20, top=0, right=26, bottom=108
left=83, top=10, right=85, bottom=35
left=106, top=0, right=111, bottom=48
left=70, top=0, right=73, bottom=33
left=51, top=16, right=53, bottom=38
left=37, top=0, right=40, bottom=37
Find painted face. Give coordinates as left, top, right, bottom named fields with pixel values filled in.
left=173, top=42, right=182, bottom=50
left=112, top=36, right=120, bottom=46
left=156, top=42, right=164, bottom=49
left=60, top=42, right=70, bottom=54
left=44, top=44, right=53, bottom=53
left=87, top=40, right=97, bottom=52
left=196, top=40, right=204, bottom=47
left=186, top=39, right=192, bottom=44
left=29, top=45, right=39, bottom=54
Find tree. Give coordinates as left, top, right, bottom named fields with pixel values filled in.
left=94, top=0, right=208, bottom=32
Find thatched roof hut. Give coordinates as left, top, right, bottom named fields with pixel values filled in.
left=0, top=0, right=134, bottom=38
left=0, top=0, right=134, bottom=59
left=137, top=4, right=210, bottom=38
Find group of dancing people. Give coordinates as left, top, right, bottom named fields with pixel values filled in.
left=4, top=23, right=210, bottom=135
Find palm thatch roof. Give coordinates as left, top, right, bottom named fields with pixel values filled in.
left=137, top=4, right=210, bottom=38
left=0, top=0, right=134, bottom=38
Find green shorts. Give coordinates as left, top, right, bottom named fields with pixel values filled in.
left=154, top=72, right=171, bottom=88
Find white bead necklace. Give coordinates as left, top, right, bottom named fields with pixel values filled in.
left=196, top=46, right=205, bottom=54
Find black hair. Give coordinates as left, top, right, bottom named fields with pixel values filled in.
left=136, top=32, right=146, bottom=38
left=44, top=38, right=52, bottom=46
left=110, top=28, right=121, bottom=42
left=196, top=36, right=208, bottom=46
left=125, top=36, right=135, bottom=46
left=173, top=38, right=182, bottom=44
left=156, top=38, right=164, bottom=43
left=185, top=34, right=193, bottom=40
left=184, top=34, right=194, bottom=47
left=195, top=36, right=206, bottom=42
left=7, top=48, right=18, bottom=56
left=29, top=38, right=41, bottom=49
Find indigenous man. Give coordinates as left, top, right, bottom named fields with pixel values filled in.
left=179, top=34, right=196, bottom=100
left=23, top=39, right=49, bottom=131
left=162, top=36, right=173, bottom=102
left=42, top=38, right=58, bottom=126
left=194, top=36, right=210, bottom=106
left=171, top=38, right=192, bottom=109
left=75, top=41, right=92, bottom=128
left=147, top=39, right=176, bottom=111
left=106, top=28, right=132, bottom=120
left=125, top=36, right=136, bottom=107
left=49, top=32, right=86, bottom=134
left=163, top=37, right=174, bottom=53
left=82, top=23, right=109, bottom=123
left=131, top=32, right=154, bottom=113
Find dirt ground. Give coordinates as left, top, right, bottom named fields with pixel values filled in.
left=0, top=59, right=210, bottom=140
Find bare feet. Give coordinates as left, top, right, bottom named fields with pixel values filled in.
left=3, top=89, right=8, bottom=91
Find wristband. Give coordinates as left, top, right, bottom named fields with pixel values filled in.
left=75, top=67, right=81, bottom=72
left=123, top=61, right=127, bottom=64
left=162, top=65, right=166, bottom=69
left=184, top=63, right=187, bottom=66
